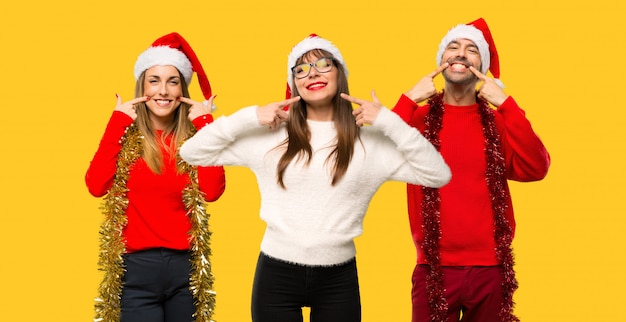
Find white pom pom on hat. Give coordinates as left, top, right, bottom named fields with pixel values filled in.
left=286, top=34, right=347, bottom=98
left=436, top=18, right=504, bottom=88
left=133, top=32, right=213, bottom=99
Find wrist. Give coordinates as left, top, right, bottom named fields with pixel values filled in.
left=404, top=91, right=418, bottom=103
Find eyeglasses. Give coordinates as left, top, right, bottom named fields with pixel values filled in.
left=291, top=57, right=334, bottom=79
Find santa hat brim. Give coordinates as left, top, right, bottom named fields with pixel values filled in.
left=134, top=46, right=193, bottom=83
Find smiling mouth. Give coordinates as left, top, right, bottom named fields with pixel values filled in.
left=306, top=82, right=327, bottom=90
left=451, top=62, right=469, bottom=68
left=446, top=60, right=473, bottom=73
left=446, top=58, right=472, bottom=69
left=154, top=99, right=172, bottom=106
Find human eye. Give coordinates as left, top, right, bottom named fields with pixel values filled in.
left=316, top=58, right=331, bottom=68
left=295, top=64, right=310, bottom=75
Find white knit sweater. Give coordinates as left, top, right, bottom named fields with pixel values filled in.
left=180, top=106, right=450, bottom=266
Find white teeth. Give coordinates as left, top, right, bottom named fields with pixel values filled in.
left=308, top=83, right=325, bottom=89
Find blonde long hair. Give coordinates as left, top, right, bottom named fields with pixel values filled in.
left=276, top=49, right=360, bottom=188
left=133, top=70, right=194, bottom=174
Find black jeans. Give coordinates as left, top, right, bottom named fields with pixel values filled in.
left=251, top=252, right=361, bottom=322
left=120, top=248, right=194, bottom=322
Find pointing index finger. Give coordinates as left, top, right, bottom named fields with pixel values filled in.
left=469, top=66, right=487, bottom=81
left=340, top=93, right=366, bottom=106
left=177, top=96, right=194, bottom=105
left=130, top=96, right=150, bottom=105
left=428, top=63, right=449, bottom=78
left=281, top=96, right=301, bottom=107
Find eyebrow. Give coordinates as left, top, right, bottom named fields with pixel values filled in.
left=447, top=40, right=478, bottom=49
left=147, top=75, right=181, bottom=80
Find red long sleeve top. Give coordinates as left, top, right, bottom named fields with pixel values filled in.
left=393, top=94, right=550, bottom=266
left=85, top=111, right=226, bottom=253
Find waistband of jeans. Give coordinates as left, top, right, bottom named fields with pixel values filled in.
left=126, top=247, right=190, bottom=257
left=260, top=251, right=356, bottom=268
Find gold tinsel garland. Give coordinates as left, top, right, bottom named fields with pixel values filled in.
left=180, top=155, right=217, bottom=322
left=94, top=124, right=216, bottom=322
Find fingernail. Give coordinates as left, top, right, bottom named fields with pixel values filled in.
left=176, top=97, right=180, bottom=101
left=115, top=93, right=119, bottom=98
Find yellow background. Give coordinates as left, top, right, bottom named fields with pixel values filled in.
left=1, top=0, right=624, bottom=321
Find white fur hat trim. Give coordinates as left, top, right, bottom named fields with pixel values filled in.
left=133, top=46, right=193, bottom=83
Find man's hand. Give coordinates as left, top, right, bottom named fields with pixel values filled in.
left=469, top=66, right=507, bottom=107
left=404, top=63, right=449, bottom=103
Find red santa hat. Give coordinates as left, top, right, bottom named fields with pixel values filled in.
left=436, top=18, right=503, bottom=88
left=286, top=34, right=347, bottom=98
left=134, top=32, right=212, bottom=99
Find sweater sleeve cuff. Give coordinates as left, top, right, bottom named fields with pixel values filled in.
left=496, top=96, right=517, bottom=113
left=391, top=94, right=418, bottom=123
left=398, top=93, right=419, bottom=107
left=192, top=113, right=214, bottom=130
left=103, top=111, right=134, bottom=143
left=372, top=107, right=403, bottom=132
left=110, top=110, right=134, bottom=127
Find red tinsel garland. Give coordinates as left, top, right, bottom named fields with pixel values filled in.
left=421, top=92, right=519, bottom=322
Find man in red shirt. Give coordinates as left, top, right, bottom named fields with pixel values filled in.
left=393, top=18, right=550, bottom=322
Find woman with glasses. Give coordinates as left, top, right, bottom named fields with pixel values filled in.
left=180, top=34, right=451, bottom=322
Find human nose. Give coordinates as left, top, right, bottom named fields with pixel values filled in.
left=158, top=82, right=168, bottom=96
left=307, top=65, right=320, bottom=78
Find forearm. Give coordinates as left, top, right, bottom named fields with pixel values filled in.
left=85, top=111, right=134, bottom=197
left=180, top=106, right=260, bottom=167
left=498, top=97, right=551, bottom=181
left=375, top=108, right=451, bottom=187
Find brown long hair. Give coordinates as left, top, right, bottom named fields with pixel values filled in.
left=276, top=49, right=360, bottom=188
left=133, top=70, right=195, bottom=174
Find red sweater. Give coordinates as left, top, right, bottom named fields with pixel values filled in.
left=393, top=94, right=550, bottom=266
left=85, top=111, right=226, bottom=253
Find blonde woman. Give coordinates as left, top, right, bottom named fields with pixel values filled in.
left=86, top=33, right=225, bottom=322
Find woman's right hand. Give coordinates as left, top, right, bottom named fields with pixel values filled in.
left=114, top=94, right=149, bottom=120
left=257, top=96, right=300, bottom=130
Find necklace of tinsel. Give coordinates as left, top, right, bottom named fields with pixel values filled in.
left=421, top=92, right=519, bottom=322
left=94, top=123, right=217, bottom=322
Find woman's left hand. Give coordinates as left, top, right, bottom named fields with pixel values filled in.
left=178, top=95, right=216, bottom=121
left=341, top=90, right=383, bottom=126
